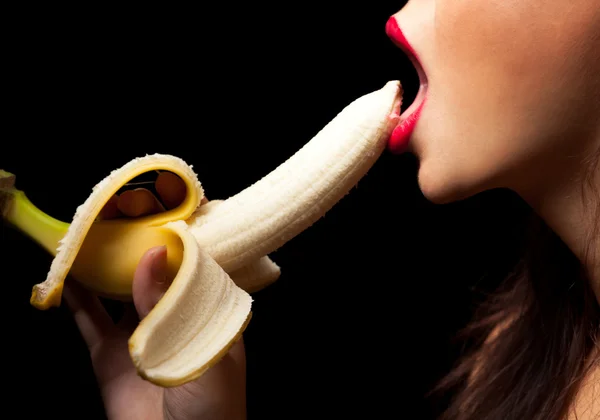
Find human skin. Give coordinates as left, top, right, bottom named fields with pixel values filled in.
left=64, top=1, right=600, bottom=418
left=388, top=0, right=599, bottom=417
left=64, top=194, right=247, bottom=420
left=63, top=246, right=247, bottom=420
left=389, top=0, right=600, bottom=292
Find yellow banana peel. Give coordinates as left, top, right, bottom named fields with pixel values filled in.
left=0, top=80, right=402, bottom=386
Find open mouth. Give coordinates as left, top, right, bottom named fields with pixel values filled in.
left=385, top=17, right=428, bottom=154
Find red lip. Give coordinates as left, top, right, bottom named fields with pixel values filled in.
left=385, top=17, right=428, bottom=154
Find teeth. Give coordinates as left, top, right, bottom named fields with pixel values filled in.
left=2, top=80, right=401, bottom=387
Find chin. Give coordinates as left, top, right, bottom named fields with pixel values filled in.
left=416, top=160, right=488, bottom=205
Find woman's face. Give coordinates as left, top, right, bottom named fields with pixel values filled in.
left=389, top=0, right=600, bottom=203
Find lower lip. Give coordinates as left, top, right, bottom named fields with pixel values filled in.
left=389, top=97, right=425, bottom=154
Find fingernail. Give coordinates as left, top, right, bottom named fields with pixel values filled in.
left=151, top=245, right=168, bottom=284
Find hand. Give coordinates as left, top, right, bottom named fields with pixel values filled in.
left=62, top=172, right=247, bottom=420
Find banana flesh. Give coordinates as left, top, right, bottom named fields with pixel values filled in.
left=190, top=199, right=282, bottom=293
left=229, top=256, right=281, bottom=294
left=1, top=80, right=402, bottom=386
left=186, top=80, right=403, bottom=273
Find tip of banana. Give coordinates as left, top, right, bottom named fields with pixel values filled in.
left=383, top=80, right=402, bottom=93
left=379, top=80, right=403, bottom=121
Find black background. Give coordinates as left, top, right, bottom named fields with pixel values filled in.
left=3, top=2, right=531, bottom=419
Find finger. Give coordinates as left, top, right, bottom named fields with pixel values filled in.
left=97, top=194, right=122, bottom=220
left=166, top=338, right=247, bottom=418
left=63, top=280, right=115, bottom=351
left=132, top=245, right=171, bottom=319
left=117, top=188, right=165, bottom=217
left=155, top=171, right=187, bottom=209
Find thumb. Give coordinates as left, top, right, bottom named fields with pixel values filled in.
left=132, top=245, right=170, bottom=319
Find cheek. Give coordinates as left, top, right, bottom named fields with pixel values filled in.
left=415, top=1, right=535, bottom=199
left=415, top=0, right=600, bottom=201
left=431, top=0, right=547, bottom=137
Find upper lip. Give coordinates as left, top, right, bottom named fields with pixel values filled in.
left=385, top=17, right=428, bottom=113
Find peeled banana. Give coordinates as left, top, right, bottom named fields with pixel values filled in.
left=1, top=80, right=402, bottom=386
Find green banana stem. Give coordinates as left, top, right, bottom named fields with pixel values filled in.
left=1, top=171, right=68, bottom=256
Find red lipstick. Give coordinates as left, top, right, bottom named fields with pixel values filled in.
left=385, top=17, right=428, bottom=154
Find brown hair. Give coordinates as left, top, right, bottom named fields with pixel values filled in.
left=435, top=148, right=600, bottom=420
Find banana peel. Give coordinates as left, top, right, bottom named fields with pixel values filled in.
left=1, top=80, right=402, bottom=386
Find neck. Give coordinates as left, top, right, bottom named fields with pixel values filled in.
left=521, top=154, right=600, bottom=304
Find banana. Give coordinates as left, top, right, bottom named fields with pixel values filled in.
left=1, top=80, right=402, bottom=386
left=128, top=220, right=252, bottom=387
left=228, top=256, right=281, bottom=294
left=190, top=199, right=282, bottom=293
